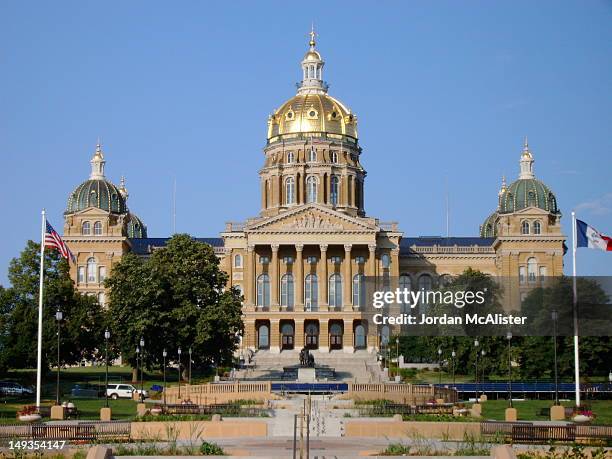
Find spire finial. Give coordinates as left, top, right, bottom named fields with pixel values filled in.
left=119, top=175, right=129, bottom=199
left=518, top=137, right=535, bottom=179
left=309, top=23, right=316, bottom=48
left=523, top=135, right=529, bottom=151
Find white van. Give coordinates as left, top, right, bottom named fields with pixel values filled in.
left=106, top=384, right=148, bottom=399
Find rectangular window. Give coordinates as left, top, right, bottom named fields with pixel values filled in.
left=99, top=266, right=106, bottom=282
left=519, top=267, right=526, bottom=284
left=78, top=266, right=85, bottom=284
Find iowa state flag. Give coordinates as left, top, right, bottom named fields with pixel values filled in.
left=577, top=219, right=612, bottom=251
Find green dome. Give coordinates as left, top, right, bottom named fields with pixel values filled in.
left=126, top=213, right=147, bottom=238
left=66, top=179, right=127, bottom=214
left=499, top=178, right=559, bottom=214
left=480, top=211, right=498, bottom=238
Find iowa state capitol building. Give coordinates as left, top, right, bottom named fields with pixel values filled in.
left=62, top=33, right=566, bottom=354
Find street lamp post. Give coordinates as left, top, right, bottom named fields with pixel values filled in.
left=437, top=347, right=442, bottom=385
left=178, top=347, right=182, bottom=400
left=507, top=331, right=513, bottom=408
left=474, top=339, right=480, bottom=402
left=104, top=329, right=110, bottom=408
left=552, top=311, right=559, bottom=405
left=162, top=349, right=167, bottom=405
left=481, top=349, right=486, bottom=386
left=189, top=347, right=192, bottom=386
left=139, top=337, right=145, bottom=401
left=55, top=310, right=63, bottom=405
left=135, top=345, right=140, bottom=387
left=451, top=350, right=456, bottom=388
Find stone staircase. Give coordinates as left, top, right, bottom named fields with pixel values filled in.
left=239, top=349, right=386, bottom=383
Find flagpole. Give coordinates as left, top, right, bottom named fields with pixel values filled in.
left=571, top=210, right=580, bottom=407
left=36, top=209, right=46, bottom=408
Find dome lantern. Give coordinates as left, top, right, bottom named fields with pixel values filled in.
left=518, top=136, right=535, bottom=179
left=298, top=25, right=328, bottom=95
left=90, top=142, right=106, bottom=179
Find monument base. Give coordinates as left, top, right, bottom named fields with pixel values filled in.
left=100, top=407, right=112, bottom=421
left=136, top=403, right=147, bottom=417
left=470, top=403, right=482, bottom=417
left=297, top=367, right=316, bottom=382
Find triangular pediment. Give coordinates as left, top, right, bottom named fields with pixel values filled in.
left=68, top=207, right=113, bottom=217
left=245, top=204, right=379, bottom=233
left=513, top=206, right=551, bottom=216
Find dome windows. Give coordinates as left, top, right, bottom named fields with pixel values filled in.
left=306, top=106, right=319, bottom=119
left=521, top=220, right=530, bottom=235
left=285, top=109, right=295, bottom=121
left=306, top=176, right=318, bottom=203
left=533, top=220, right=542, bottom=235
left=330, top=176, right=339, bottom=206
left=308, top=147, right=317, bottom=163
left=285, top=177, right=295, bottom=205
left=82, top=221, right=91, bottom=235
left=286, top=151, right=295, bottom=164
left=93, top=221, right=102, bottom=235
left=330, top=151, right=338, bottom=163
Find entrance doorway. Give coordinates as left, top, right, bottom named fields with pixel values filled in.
left=355, top=322, right=367, bottom=350
left=305, top=321, right=319, bottom=350
left=281, top=322, right=295, bottom=351
left=257, top=321, right=270, bottom=350
left=329, top=322, right=343, bottom=350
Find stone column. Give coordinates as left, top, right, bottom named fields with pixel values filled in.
left=246, top=245, right=255, bottom=309
left=326, top=173, right=331, bottom=205
left=343, top=319, right=354, bottom=353
left=295, top=244, right=304, bottom=310
left=341, top=174, right=348, bottom=207
left=244, top=319, right=256, bottom=350
left=270, top=319, right=280, bottom=354
left=319, top=320, right=329, bottom=353
left=343, top=244, right=352, bottom=311
left=317, top=175, right=324, bottom=203
left=271, top=244, right=279, bottom=310
left=319, top=244, right=328, bottom=311
left=368, top=244, right=377, bottom=290
left=295, top=319, right=305, bottom=348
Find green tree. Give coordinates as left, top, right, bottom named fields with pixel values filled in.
left=0, top=241, right=105, bottom=371
left=105, top=234, right=243, bottom=377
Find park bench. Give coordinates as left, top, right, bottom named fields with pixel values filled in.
left=32, top=424, right=95, bottom=441
left=512, top=424, right=576, bottom=443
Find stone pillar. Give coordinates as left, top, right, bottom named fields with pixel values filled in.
left=341, top=174, right=348, bottom=207
left=351, top=175, right=356, bottom=208
left=326, top=173, right=331, bottom=205
left=343, top=319, right=354, bottom=353
left=295, top=319, right=305, bottom=348
left=270, top=319, right=280, bottom=354
left=317, top=175, right=324, bottom=203
left=295, top=245, right=304, bottom=310
left=246, top=245, right=255, bottom=309
left=319, top=320, right=329, bottom=353
left=260, top=180, right=266, bottom=211
left=343, top=244, right=352, bottom=311
left=271, top=244, right=279, bottom=310
left=319, top=244, right=328, bottom=310
left=244, top=319, right=256, bottom=350
left=368, top=244, right=377, bottom=289
left=391, top=248, right=400, bottom=278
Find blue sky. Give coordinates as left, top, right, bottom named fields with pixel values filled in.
left=1, top=1, right=611, bottom=284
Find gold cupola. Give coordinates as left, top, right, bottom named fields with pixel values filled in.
left=267, top=28, right=358, bottom=143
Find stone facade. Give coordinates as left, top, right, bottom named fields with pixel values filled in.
left=62, top=34, right=566, bottom=354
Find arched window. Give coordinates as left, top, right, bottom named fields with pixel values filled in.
left=82, top=221, right=91, bottom=235
left=93, top=221, right=102, bottom=235
left=99, top=266, right=106, bottom=282
left=355, top=323, right=366, bottom=349
left=306, top=176, right=317, bottom=203
left=330, top=151, right=338, bottom=163
left=527, top=258, right=537, bottom=282
left=328, top=274, right=342, bottom=308
left=533, top=221, right=541, bottom=235
left=381, top=254, right=391, bottom=269
left=353, top=274, right=365, bottom=308
left=257, top=274, right=270, bottom=308
left=521, top=221, right=530, bottom=235
left=330, top=176, right=339, bottom=206
left=234, top=254, right=242, bottom=268
left=285, top=177, right=295, bottom=204
left=304, top=274, right=318, bottom=311
left=287, top=151, right=294, bottom=163
left=399, top=275, right=411, bottom=310
left=281, top=274, right=294, bottom=309
left=87, top=257, right=97, bottom=282
left=308, top=147, right=317, bottom=162
left=380, top=325, right=390, bottom=347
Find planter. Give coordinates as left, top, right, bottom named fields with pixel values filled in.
left=572, top=414, right=592, bottom=423
left=150, top=408, right=163, bottom=416
left=18, top=414, right=41, bottom=422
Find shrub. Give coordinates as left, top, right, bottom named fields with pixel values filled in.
left=200, top=441, right=225, bottom=456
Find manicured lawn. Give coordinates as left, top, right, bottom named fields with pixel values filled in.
left=479, top=399, right=612, bottom=425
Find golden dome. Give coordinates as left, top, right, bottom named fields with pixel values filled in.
left=303, top=49, right=322, bottom=61
left=267, top=92, right=357, bottom=141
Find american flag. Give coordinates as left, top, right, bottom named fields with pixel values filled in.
left=45, top=220, right=75, bottom=262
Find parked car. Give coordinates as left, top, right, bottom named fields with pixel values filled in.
left=0, top=381, right=34, bottom=396
left=106, top=384, right=148, bottom=399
